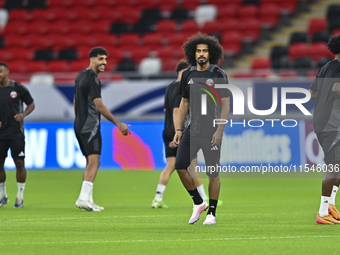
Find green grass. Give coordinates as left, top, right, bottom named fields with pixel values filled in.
left=0, top=170, right=338, bottom=255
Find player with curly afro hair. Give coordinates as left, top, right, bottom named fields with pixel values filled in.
left=327, top=34, right=340, bottom=55
left=182, top=32, right=224, bottom=67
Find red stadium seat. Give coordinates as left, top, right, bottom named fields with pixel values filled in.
left=74, top=7, right=97, bottom=21
left=51, top=8, right=76, bottom=21
left=118, top=33, right=141, bottom=47
left=68, top=21, right=91, bottom=34
left=4, top=22, right=27, bottom=35
left=7, top=60, right=27, bottom=73
left=157, top=46, right=176, bottom=60
left=309, top=43, right=334, bottom=61
left=260, top=4, right=279, bottom=28
left=288, top=43, right=309, bottom=60
left=95, top=34, right=117, bottom=48
left=239, top=5, right=258, bottom=19
left=8, top=9, right=29, bottom=22
left=167, top=33, right=191, bottom=47
left=217, top=4, right=238, bottom=20
left=47, top=60, right=70, bottom=72
left=26, top=61, right=47, bottom=73
left=218, top=18, right=238, bottom=32
left=70, top=59, right=89, bottom=72
left=240, top=18, right=261, bottom=42
left=70, top=0, right=92, bottom=7
left=89, top=20, right=111, bottom=34
left=207, top=0, right=241, bottom=7
left=251, top=58, right=270, bottom=70
left=232, top=72, right=252, bottom=78
left=92, top=7, right=119, bottom=22
left=306, top=70, right=318, bottom=78
left=129, top=47, right=150, bottom=64
left=162, top=58, right=180, bottom=72
left=117, top=7, right=140, bottom=24
left=180, top=20, right=198, bottom=33
left=158, top=0, right=178, bottom=12
left=47, top=21, right=70, bottom=34
left=26, top=21, right=48, bottom=35
left=72, top=34, right=98, bottom=47
left=308, top=18, right=327, bottom=37
left=278, top=70, right=298, bottom=78
left=49, top=35, right=74, bottom=51
left=142, top=33, right=164, bottom=48
left=10, top=48, right=34, bottom=61
left=47, top=0, right=71, bottom=8
left=5, top=35, right=29, bottom=48
left=278, top=0, right=298, bottom=14
left=156, top=20, right=177, bottom=33
left=134, top=0, right=159, bottom=9
left=221, top=31, right=242, bottom=56
left=30, top=9, right=55, bottom=22
left=182, top=0, right=201, bottom=11
left=332, top=29, right=340, bottom=37
left=76, top=46, right=93, bottom=59
left=201, top=21, right=220, bottom=34
left=0, top=49, right=11, bottom=61
left=27, top=35, right=51, bottom=50
left=91, top=0, right=115, bottom=7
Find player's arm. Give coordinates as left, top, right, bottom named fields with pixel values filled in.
left=93, top=98, right=130, bottom=135
left=173, top=98, right=189, bottom=146
left=212, top=97, right=230, bottom=146
left=309, top=89, right=318, bottom=100
left=14, top=102, right=35, bottom=122
left=169, top=106, right=180, bottom=148
left=332, top=82, right=340, bottom=100
left=73, top=96, right=75, bottom=115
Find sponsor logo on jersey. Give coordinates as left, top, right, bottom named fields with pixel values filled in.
left=188, top=79, right=194, bottom=84
left=206, top=79, right=214, bottom=86
left=10, top=91, right=17, bottom=98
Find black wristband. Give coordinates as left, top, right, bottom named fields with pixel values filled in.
left=176, top=129, right=182, bottom=132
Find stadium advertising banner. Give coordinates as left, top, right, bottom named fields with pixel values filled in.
left=4, top=121, right=305, bottom=170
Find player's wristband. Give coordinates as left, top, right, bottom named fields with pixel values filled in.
left=176, top=129, right=183, bottom=132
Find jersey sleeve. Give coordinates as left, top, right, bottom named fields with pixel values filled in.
left=88, top=74, right=101, bottom=100
left=180, top=70, right=189, bottom=99
left=215, top=69, right=231, bottom=98
left=19, top=83, right=34, bottom=105
left=309, top=71, right=320, bottom=93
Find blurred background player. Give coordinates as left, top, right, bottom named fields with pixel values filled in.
left=151, top=59, right=208, bottom=208
left=0, top=62, right=35, bottom=208
left=173, top=33, right=230, bottom=225
left=74, top=47, right=130, bottom=212
left=310, top=35, right=340, bottom=224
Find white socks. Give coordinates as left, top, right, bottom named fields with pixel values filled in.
left=154, top=184, right=166, bottom=201
left=79, top=181, right=93, bottom=201
left=0, top=182, right=7, bottom=198
left=319, top=196, right=330, bottom=217
left=330, top=185, right=338, bottom=205
left=196, top=184, right=207, bottom=201
left=17, top=182, right=25, bottom=199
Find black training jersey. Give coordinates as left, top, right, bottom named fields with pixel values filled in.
left=74, top=68, right=102, bottom=134
left=163, top=80, right=182, bottom=139
left=180, top=64, right=230, bottom=138
left=310, top=59, right=340, bottom=133
left=0, top=80, right=34, bottom=138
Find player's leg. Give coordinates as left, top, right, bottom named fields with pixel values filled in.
left=189, top=158, right=207, bottom=201
left=201, top=139, right=221, bottom=225
left=175, top=134, right=207, bottom=224
left=0, top=139, right=9, bottom=206
left=316, top=132, right=340, bottom=224
left=152, top=157, right=176, bottom=208
left=10, top=134, right=26, bottom=208
left=75, top=132, right=101, bottom=211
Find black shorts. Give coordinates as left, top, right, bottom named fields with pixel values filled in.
left=75, top=131, right=102, bottom=156
left=163, top=131, right=177, bottom=158
left=316, top=131, right=340, bottom=165
left=0, top=132, right=25, bottom=160
left=175, top=133, right=221, bottom=177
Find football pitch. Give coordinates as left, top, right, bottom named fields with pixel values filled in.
left=0, top=170, right=339, bottom=255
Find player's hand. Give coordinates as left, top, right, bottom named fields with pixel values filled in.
left=14, top=113, right=24, bottom=122
left=173, top=131, right=182, bottom=146
left=118, top=123, right=131, bottom=136
left=211, top=130, right=223, bottom=146
left=0, top=121, right=2, bottom=128
left=169, top=141, right=178, bottom=149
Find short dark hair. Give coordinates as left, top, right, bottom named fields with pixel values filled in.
left=182, top=32, right=224, bottom=66
left=0, top=62, right=9, bottom=70
left=328, top=34, right=340, bottom=55
left=175, top=59, right=190, bottom=73
left=89, top=47, right=108, bottom=58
